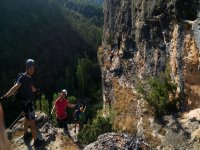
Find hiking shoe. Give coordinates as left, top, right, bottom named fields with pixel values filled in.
left=34, top=139, right=44, bottom=147
left=23, top=132, right=32, bottom=140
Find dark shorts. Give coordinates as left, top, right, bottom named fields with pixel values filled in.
left=57, top=118, right=68, bottom=129
left=22, top=101, right=35, bottom=121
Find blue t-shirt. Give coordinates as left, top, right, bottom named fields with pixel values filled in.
left=17, top=74, right=34, bottom=101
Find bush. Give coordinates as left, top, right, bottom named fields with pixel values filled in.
left=85, top=101, right=103, bottom=120
left=48, top=93, right=59, bottom=126
left=78, top=115, right=112, bottom=144
left=137, top=68, right=179, bottom=116
left=68, top=96, right=77, bottom=104
left=67, top=96, right=77, bottom=123
left=36, top=94, right=49, bottom=115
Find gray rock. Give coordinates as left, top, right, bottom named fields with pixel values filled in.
left=9, top=112, right=80, bottom=150
left=84, top=133, right=151, bottom=150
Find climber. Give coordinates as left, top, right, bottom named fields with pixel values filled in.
left=51, top=89, right=76, bottom=133
left=0, top=59, right=43, bottom=147
left=74, top=100, right=86, bottom=133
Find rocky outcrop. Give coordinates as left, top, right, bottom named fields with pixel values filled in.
left=8, top=112, right=80, bottom=150
left=85, top=108, right=200, bottom=149
left=98, top=0, right=200, bottom=149
left=147, top=108, right=200, bottom=149
left=84, top=133, right=151, bottom=150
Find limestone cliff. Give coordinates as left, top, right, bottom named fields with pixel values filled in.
left=98, top=0, right=200, bottom=148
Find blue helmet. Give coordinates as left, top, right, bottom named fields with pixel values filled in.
left=26, top=59, right=35, bottom=69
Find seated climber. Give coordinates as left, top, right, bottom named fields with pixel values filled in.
left=74, top=100, right=86, bottom=133
left=51, top=89, right=75, bottom=133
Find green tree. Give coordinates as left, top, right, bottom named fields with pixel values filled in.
left=36, top=94, right=49, bottom=115
left=137, top=67, right=179, bottom=116
left=0, top=0, right=103, bottom=127
left=76, top=55, right=92, bottom=97
left=78, top=115, right=112, bottom=144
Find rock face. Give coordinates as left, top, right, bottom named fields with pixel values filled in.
left=8, top=112, right=79, bottom=150
left=98, top=0, right=200, bottom=149
left=100, top=0, right=200, bottom=111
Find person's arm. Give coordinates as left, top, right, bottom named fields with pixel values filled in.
left=51, top=99, right=58, bottom=115
left=4, top=83, right=21, bottom=98
left=0, top=104, right=9, bottom=150
left=68, top=103, right=76, bottom=109
left=31, top=85, right=37, bottom=92
left=51, top=104, right=55, bottom=115
left=83, top=106, right=86, bottom=112
left=2, top=75, right=24, bottom=100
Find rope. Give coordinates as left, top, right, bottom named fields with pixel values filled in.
left=6, top=111, right=24, bottom=130
left=6, top=110, right=46, bottom=131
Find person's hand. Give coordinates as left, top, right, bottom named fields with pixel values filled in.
left=36, top=88, right=40, bottom=93
left=0, top=96, right=6, bottom=103
left=0, top=104, right=9, bottom=150
left=35, top=89, right=42, bottom=99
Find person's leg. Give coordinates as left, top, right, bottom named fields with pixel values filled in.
left=64, top=118, right=68, bottom=129
left=22, top=102, right=30, bottom=135
left=57, top=119, right=62, bottom=128
left=25, top=101, right=37, bottom=140
left=30, top=119, right=37, bottom=140
left=62, top=118, right=68, bottom=134
left=28, top=102, right=37, bottom=140
left=24, top=118, right=29, bottom=134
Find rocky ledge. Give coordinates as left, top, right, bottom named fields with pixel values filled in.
left=84, top=132, right=151, bottom=150
left=84, top=108, right=200, bottom=150
left=7, top=112, right=80, bottom=150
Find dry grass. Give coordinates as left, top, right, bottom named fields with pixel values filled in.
left=113, top=115, right=137, bottom=134
left=111, top=77, right=161, bottom=147
left=183, top=29, right=200, bottom=110
left=111, top=78, right=139, bottom=134
left=158, top=128, right=166, bottom=136
left=144, top=130, right=161, bottom=149
left=60, top=136, right=79, bottom=150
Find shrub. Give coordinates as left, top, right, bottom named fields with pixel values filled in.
left=68, top=96, right=77, bottom=104
left=41, top=95, right=49, bottom=114
left=86, top=102, right=103, bottom=120
left=51, top=93, right=59, bottom=124
left=78, top=115, right=112, bottom=144
left=36, top=94, right=49, bottom=114
left=67, top=96, right=77, bottom=123
left=137, top=68, right=179, bottom=116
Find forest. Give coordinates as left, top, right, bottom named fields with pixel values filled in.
left=0, top=0, right=103, bottom=127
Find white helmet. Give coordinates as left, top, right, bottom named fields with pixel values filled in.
left=62, top=89, right=68, bottom=97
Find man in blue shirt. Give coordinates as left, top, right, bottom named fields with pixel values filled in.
left=1, top=59, right=43, bottom=147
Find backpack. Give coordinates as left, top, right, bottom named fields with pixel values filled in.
left=14, top=73, right=26, bottom=100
